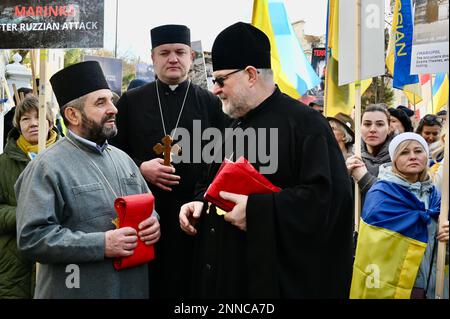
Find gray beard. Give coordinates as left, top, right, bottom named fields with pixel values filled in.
left=80, top=111, right=117, bottom=145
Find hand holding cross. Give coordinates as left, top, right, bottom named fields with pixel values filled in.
left=153, top=135, right=181, bottom=166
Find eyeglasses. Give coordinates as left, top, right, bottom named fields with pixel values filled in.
left=212, top=69, right=244, bottom=88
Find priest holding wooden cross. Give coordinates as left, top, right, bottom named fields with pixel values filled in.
left=112, top=24, right=228, bottom=298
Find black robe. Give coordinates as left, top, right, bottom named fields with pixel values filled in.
left=111, top=79, right=228, bottom=298
left=192, top=87, right=354, bottom=298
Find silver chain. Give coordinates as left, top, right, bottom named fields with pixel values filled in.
left=155, top=79, right=191, bottom=139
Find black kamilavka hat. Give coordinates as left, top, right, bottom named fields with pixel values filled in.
left=50, top=61, right=109, bottom=107
left=150, top=24, right=191, bottom=48
left=212, top=22, right=271, bottom=71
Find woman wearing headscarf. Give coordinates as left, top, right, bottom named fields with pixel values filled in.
left=0, top=95, right=59, bottom=298
left=351, top=133, right=448, bottom=299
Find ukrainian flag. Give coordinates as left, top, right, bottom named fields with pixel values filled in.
left=386, top=0, right=423, bottom=105
left=430, top=73, right=449, bottom=113
left=252, top=0, right=320, bottom=99
left=350, top=180, right=440, bottom=299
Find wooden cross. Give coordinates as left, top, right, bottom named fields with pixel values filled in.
left=153, top=135, right=181, bottom=166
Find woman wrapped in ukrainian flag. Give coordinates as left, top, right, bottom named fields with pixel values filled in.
left=351, top=132, right=449, bottom=299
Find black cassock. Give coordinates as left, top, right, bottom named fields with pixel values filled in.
left=192, top=87, right=354, bottom=298
left=112, top=79, right=227, bottom=298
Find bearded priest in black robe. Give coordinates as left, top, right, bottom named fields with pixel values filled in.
left=179, top=22, right=354, bottom=298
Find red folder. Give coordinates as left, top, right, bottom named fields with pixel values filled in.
left=204, top=156, right=281, bottom=212
left=113, top=193, right=155, bottom=270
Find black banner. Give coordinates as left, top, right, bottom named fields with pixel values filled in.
left=83, top=55, right=123, bottom=96
left=0, top=0, right=104, bottom=49
left=311, top=47, right=326, bottom=79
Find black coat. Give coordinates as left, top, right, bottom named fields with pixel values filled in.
left=192, top=87, right=354, bottom=298
left=111, top=79, right=228, bottom=298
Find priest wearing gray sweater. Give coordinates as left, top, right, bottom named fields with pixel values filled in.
left=15, top=61, right=160, bottom=298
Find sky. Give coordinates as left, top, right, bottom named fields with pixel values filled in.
left=103, top=0, right=329, bottom=63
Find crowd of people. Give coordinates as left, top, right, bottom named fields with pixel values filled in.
left=0, top=22, right=448, bottom=299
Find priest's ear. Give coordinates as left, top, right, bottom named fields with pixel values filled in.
left=244, top=66, right=259, bottom=86
left=62, top=105, right=82, bottom=127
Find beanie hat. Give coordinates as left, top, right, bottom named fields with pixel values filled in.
left=388, top=108, right=413, bottom=132
left=388, top=132, right=429, bottom=161
left=397, top=105, right=414, bottom=117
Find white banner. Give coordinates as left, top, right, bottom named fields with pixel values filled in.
left=339, top=0, right=385, bottom=86
left=410, top=0, right=449, bottom=74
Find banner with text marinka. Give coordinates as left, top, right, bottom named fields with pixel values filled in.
left=0, top=0, right=104, bottom=49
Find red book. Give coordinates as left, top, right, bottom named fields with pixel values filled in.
left=204, top=156, right=281, bottom=212
left=113, top=193, right=155, bottom=270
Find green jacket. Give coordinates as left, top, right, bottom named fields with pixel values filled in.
left=0, top=128, right=36, bottom=298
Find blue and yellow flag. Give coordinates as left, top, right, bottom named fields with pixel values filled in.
left=325, top=0, right=371, bottom=116
left=252, top=0, right=320, bottom=99
left=350, top=180, right=440, bottom=299
left=386, top=0, right=422, bottom=104
left=430, top=73, right=449, bottom=113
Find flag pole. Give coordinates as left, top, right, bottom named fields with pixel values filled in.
left=30, top=50, right=38, bottom=96
left=435, top=80, right=449, bottom=299
left=114, top=0, right=119, bottom=58
left=354, top=0, right=362, bottom=233
left=12, top=83, right=21, bottom=106
left=430, top=74, right=435, bottom=113
left=38, top=49, right=48, bottom=154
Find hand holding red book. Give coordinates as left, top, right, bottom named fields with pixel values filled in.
left=204, top=156, right=281, bottom=212
left=113, top=193, right=156, bottom=270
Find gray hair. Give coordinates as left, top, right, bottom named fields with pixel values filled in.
left=257, top=68, right=273, bottom=81
left=329, top=119, right=353, bottom=144
left=60, top=95, right=87, bottom=124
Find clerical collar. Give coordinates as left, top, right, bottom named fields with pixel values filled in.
left=158, top=79, right=189, bottom=93
left=67, top=130, right=109, bottom=153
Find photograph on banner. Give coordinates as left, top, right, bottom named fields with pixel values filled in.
left=311, top=48, right=326, bottom=84
left=411, top=0, right=449, bottom=74
left=188, top=40, right=208, bottom=90
left=83, top=55, right=123, bottom=96
left=0, top=0, right=104, bottom=49
left=135, top=63, right=155, bottom=83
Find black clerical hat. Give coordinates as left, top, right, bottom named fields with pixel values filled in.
left=151, top=24, right=191, bottom=48
left=50, top=61, right=109, bottom=108
left=212, top=22, right=271, bottom=71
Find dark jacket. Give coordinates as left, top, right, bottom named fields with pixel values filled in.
left=0, top=128, right=34, bottom=298
left=358, top=134, right=395, bottom=194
